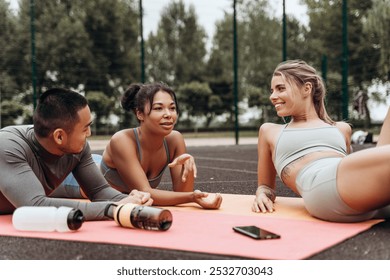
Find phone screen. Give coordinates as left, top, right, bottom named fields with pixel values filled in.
left=233, top=225, right=281, bottom=240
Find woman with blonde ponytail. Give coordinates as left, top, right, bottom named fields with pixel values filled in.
left=253, top=60, right=390, bottom=222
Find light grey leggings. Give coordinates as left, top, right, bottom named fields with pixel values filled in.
left=296, top=157, right=390, bottom=222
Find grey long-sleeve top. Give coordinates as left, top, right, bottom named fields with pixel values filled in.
left=0, top=125, right=127, bottom=220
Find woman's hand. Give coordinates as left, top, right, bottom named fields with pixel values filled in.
left=168, top=153, right=197, bottom=182
left=118, top=189, right=153, bottom=206
left=252, top=185, right=275, bottom=213
left=192, top=190, right=222, bottom=209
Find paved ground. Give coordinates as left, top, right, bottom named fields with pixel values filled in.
left=87, top=137, right=259, bottom=150
left=1, top=139, right=389, bottom=260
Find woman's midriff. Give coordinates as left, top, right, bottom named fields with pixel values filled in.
left=280, top=151, right=345, bottom=193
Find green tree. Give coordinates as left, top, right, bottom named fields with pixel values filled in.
left=207, top=1, right=286, bottom=124
left=15, top=0, right=139, bottom=90
left=363, top=0, right=390, bottom=82
left=0, top=0, right=26, bottom=127
left=86, top=91, right=116, bottom=135
left=0, top=99, right=26, bottom=127
left=13, top=0, right=139, bottom=127
left=16, top=0, right=92, bottom=93
left=0, top=0, right=19, bottom=96
left=146, top=0, right=207, bottom=87
left=4, top=0, right=32, bottom=98
left=206, top=15, right=235, bottom=124
left=285, top=17, right=310, bottom=61
left=178, top=81, right=223, bottom=128
left=82, top=0, right=140, bottom=96
left=236, top=1, right=287, bottom=123
left=239, top=0, right=280, bottom=85
left=304, top=0, right=381, bottom=123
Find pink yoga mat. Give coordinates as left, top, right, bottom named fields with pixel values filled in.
left=165, top=194, right=317, bottom=220
left=0, top=206, right=381, bottom=259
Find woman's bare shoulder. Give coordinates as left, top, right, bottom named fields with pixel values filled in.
left=259, top=122, right=284, bottom=134
left=258, top=123, right=285, bottom=147
left=108, top=129, right=135, bottom=148
left=335, top=121, right=352, bottom=152
left=111, top=128, right=133, bottom=138
left=335, top=121, right=352, bottom=134
left=166, top=129, right=182, bottom=138
left=165, top=130, right=185, bottom=145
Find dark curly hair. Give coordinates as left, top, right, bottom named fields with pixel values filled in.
left=121, top=82, right=179, bottom=120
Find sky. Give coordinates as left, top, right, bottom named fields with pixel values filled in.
left=7, top=0, right=308, bottom=43
left=141, top=0, right=308, bottom=42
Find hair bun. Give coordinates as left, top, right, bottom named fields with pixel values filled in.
left=121, top=83, right=142, bottom=111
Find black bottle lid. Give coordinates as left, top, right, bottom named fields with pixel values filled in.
left=67, top=209, right=85, bottom=230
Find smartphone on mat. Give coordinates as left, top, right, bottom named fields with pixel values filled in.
left=233, top=225, right=281, bottom=240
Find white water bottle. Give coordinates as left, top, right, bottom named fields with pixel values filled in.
left=12, top=206, right=84, bottom=232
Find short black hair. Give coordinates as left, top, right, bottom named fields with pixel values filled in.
left=33, top=88, right=88, bottom=137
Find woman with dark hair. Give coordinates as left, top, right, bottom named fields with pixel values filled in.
left=252, top=60, right=390, bottom=222
left=100, top=82, right=222, bottom=209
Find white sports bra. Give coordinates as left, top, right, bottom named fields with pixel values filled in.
left=274, top=125, right=347, bottom=178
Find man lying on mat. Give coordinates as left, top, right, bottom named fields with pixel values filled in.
left=252, top=59, right=390, bottom=223
left=0, top=88, right=152, bottom=221
left=58, top=82, right=222, bottom=209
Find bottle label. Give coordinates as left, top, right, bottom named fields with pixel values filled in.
left=113, top=203, right=137, bottom=228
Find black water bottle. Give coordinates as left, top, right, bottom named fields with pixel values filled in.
left=105, top=203, right=172, bottom=231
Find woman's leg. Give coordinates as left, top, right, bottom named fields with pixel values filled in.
left=296, top=158, right=375, bottom=222
left=49, top=172, right=86, bottom=198
left=337, top=145, right=390, bottom=215
left=52, top=154, right=102, bottom=198
left=377, top=107, right=390, bottom=146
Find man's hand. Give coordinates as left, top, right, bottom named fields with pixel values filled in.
left=118, top=189, right=153, bottom=206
